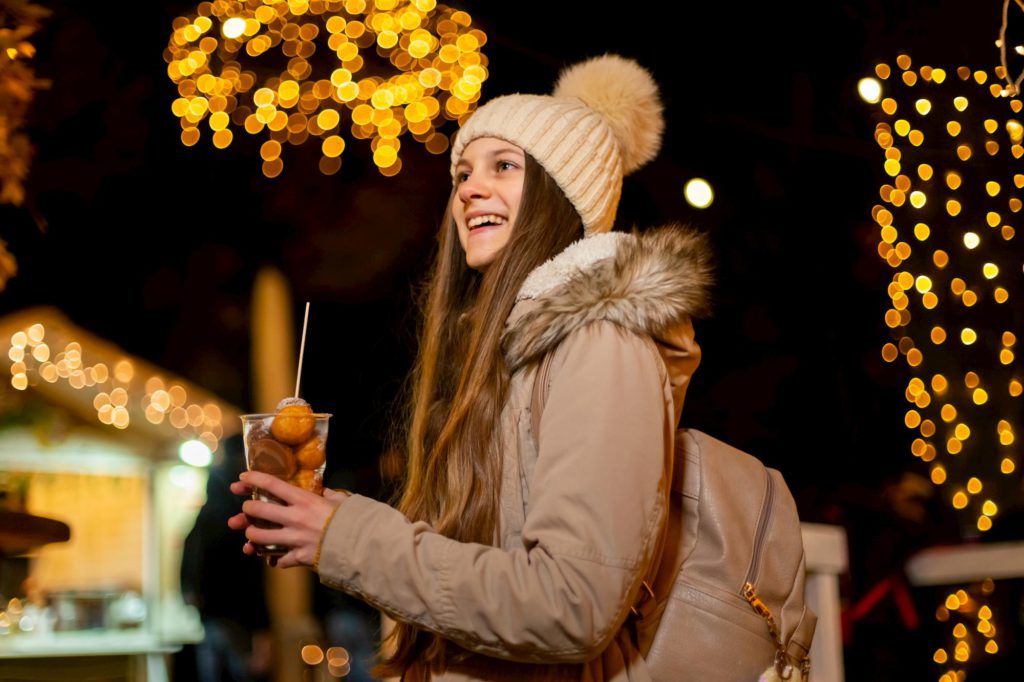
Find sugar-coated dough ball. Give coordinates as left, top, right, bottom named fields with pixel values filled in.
left=276, top=397, right=310, bottom=411
left=271, top=404, right=315, bottom=444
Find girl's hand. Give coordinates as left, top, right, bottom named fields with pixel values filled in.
left=228, top=471, right=349, bottom=569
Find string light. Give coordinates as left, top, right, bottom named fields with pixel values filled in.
left=872, top=55, right=1023, bottom=548
left=934, top=583, right=1001, bottom=679
left=166, top=0, right=488, bottom=176
left=858, top=77, right=882, bottom=104
left=874, top=52, right=1023, bottom=679
left=5, top=316, right=232, bottom=453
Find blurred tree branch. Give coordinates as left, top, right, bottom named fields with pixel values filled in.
left=0, top=1, right=50, bottom=290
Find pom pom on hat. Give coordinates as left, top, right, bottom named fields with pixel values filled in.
left=553, top=54, right=663, bottom=175
left=451, top=54, right=664, bottom=235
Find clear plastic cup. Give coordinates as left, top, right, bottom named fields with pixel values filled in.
left=240, top=412, right=331, bottom=558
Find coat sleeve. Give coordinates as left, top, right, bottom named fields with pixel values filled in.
left=315, top=321, right=675, bottom=663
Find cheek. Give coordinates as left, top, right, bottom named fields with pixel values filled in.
left=507, top=187, right=524, bottom=225
left=452, top=207, right=469, bottom=247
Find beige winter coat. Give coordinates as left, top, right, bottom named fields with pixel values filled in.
left=316, top=227, right=712, bottom=681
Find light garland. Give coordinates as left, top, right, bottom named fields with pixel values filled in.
left=868, top=56, right=1019, bottom=680
left=3, top=310, right=236, bottom=455
left=871, top=56, right=1022, bottom=534
left=932, top=580, right=999, bottom=679
left=165, top=0, right=488, bottom=177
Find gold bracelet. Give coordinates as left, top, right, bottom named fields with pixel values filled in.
left=312, top=490, right=350, bottom=572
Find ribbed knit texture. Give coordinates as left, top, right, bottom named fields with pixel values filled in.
left=451, top=55, right=664, bottom=236
left=451, top=94, right=623, bottom=235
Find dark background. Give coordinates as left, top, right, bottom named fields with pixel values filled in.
left=2, top=2, right=1023, bottom=678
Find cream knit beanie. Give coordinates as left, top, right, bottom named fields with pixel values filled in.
left=450, top=54, right=664, bottom=235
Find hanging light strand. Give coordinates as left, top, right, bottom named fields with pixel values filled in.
left=165, top=0, right=488, bottom=177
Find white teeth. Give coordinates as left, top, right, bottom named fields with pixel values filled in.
left=467, top=214, right=507, bottom=228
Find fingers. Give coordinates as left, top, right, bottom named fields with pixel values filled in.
left=241, top=499, right=292, bottom=526
left=229, top=472, right=344, bottom=567
left=244, top=523, right=300, bottom=551
left=229, top=480, right=254, bottom=496
left=227, top=512, right=251, bottom=530
left=242, top=523, right=319, bottom=568
left=273, top=553, right=300, bottom=569
left=243, top=524, right=280, bottom=547
left=240, top=471, right=306, bottom=504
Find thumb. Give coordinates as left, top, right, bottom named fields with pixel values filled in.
left=323, top=488, right=352, bottom=504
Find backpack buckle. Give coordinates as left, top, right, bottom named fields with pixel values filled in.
left=630, top=580, right=655, bottom=619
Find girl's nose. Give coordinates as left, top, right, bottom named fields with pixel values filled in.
left=458, top=172, right=490, bottom=201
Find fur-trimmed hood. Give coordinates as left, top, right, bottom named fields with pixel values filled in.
left=502, top=225, right=713, bottom=373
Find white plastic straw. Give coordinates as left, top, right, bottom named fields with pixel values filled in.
left=295, top=301, right=310, bottom=398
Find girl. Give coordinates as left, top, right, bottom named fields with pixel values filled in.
left=230, top=54, right=711, bottom=681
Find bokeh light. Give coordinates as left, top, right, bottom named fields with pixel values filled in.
left=683, top=178, right=714, bottom=209
left=166, top=1, right=488, bottom=176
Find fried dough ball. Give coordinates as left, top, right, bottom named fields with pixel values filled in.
left=271, top=404, right=316, bottom=444
left=295, top=437, right=326, bottom=470
left=291, top=469, right=322, bottom=494
left=248, top=438, right=297, bottom=479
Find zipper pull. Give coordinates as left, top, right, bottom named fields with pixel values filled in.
left=743, top=582, right=772, bottom=619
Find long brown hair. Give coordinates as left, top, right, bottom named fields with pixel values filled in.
left=376, top=152, right=584, bottom=676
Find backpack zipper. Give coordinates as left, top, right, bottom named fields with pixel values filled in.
left=741, top=472, right=801, bottom=680
left=743, top=470, right=775, bottom=589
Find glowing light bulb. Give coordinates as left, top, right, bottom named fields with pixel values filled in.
left=179, top=440, right=213, bottom=467
left=222, top=17, right=246, bottom=39
left=684, top=178, right=714, bottom=209
left=858, top=78, right=882, bottom=103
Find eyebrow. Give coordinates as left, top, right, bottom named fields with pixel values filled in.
left=456, top=146, right=525, bottom=168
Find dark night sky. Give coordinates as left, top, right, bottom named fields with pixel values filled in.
left=0, top=1, right=1016, bottom=512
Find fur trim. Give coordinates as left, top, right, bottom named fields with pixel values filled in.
left=503, top=225, right=712, bottom=372
left=553, top=54, right=664, bottom=175
left=517, top=232, right=629, bottom=301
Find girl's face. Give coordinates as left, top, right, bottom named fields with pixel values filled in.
left=452, top=137, right=525, bottom=270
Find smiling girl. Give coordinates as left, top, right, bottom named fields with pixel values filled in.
left=231, top=54, right=712, bottom=681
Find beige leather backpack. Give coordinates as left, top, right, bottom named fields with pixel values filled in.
left=532, top=362, right=816, bottom=681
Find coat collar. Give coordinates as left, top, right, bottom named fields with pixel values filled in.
left=502, top=225, right=713, bottom=372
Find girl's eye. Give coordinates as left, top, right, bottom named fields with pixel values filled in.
left=497, top=160, right=518, bottom=172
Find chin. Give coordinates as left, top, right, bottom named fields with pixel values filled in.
left=465, top=251, right=498, bottom=271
